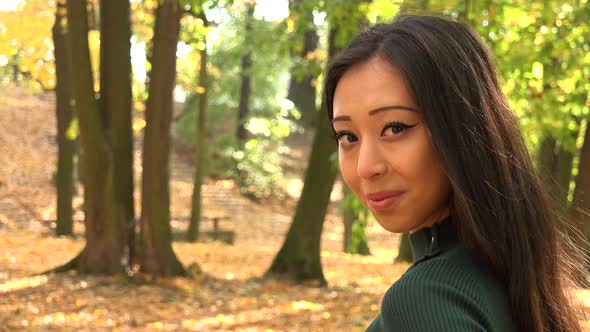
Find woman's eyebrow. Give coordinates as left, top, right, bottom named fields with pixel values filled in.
left=332, top=105, right=419, bottom=123
left=332, top=115, right=351, bottom=123
left=368, top=105, right=419, bottom=115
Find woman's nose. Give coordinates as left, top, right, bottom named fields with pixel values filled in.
left=357, top=140, right=388, bottom=180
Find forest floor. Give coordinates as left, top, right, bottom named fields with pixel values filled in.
left=1, top=86, right=590, bottom=331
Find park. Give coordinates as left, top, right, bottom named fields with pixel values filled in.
left=1, top=0, right=590, bottom=330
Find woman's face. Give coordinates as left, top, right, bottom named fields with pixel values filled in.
left=332, top=55, right=452, bottom=233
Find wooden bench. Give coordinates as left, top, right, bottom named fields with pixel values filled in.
left=200, top=216, right=235, bottom=245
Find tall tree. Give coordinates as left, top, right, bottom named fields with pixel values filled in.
left=287, top=0, right=319, bottom=128
left=266, top=0, right=370, bottom=285
left=341, top=183, right=371, bottom=255
left=538, top=136, right=560, bottom=196
left=99, top=0, right=136, bottom=266
left=63, top=0, right=125, bottom=273
left=568, top=119, right=590, bottom=286
left=87, top=0, right=99, bottom=31
left=460, top=0, right=474, bottom=25
left=187, top=9, right=210, bottom=242
left=534, top=1, right=577, bottom=212
left=570, top=122, right=590, bottom=249
left=53, top=0, right=74, bottom=236
left=139, top=0, right=186, bottom=276
left=333, top=0, right=373, bottom=258
left=266, top=27, right=340, bottom=285
left=537, top=135, right=576, bottom=210
left=236, top=0, right=255, bottom=141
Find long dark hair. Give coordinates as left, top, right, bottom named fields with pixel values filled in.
left=325, top=14, right=582, bottom=332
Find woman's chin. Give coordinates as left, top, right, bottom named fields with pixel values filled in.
left=375, top=218, right=411, bottom=234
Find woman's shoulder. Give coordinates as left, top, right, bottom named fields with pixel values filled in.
left=378, top=246, right=515, bottom=331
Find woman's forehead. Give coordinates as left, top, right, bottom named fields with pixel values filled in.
left=333, top=57, right=417, bottom=117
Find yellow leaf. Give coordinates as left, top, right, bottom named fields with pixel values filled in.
left=532, top=61, right=543, bottom=80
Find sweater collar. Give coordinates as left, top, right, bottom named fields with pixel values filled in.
left=409, top=216, right=458, bottom=264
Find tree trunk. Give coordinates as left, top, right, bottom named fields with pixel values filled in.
left=75, top=138, right=84, bottom=188
left=99, top=0, right=135, bottom=267
left=53, top=1, right=74, bottom=236
left=556, top=140, right=575, bottom=204
left=187, top=12, right=209, bottom=243
left=568, top=121, right=590, bottom=284
left=236, top=1, right=254, bottom=141
left=395, top=233, right=413, bottom=263
left=536, top=2, right=575, bottom=211
left=66, top=0, right=125, bottom=274
left=460, top=0, right=473, bottom=24
left=265, top=28, right=340, bottom=285
left=12, top=55, right=18, bottom=83
left=570, top=122, right=590, bottom=244
left=538, top=135, right=561, bottom=203
left=139, top=0, right=186, bottom=276
left=287, top=1, right=319, bottom=128
left=537, top=135, right=576, bottom=210
left=265, top=100, right=337, bottom=285
left=400, top=0, right=429, bottom=13
left=538, top=135, right=557, bottom=182
left=342, top=189, right=352, bottom=253
left=87, top=0, right=99, bottom=31
left=341, top=184, right=371, bottom=255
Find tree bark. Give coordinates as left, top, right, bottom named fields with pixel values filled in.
left=139, top=0, right=186, bottom=276
left=265, top=101, right=337, bottom=285
left=66, top=0, right=125, bottom=273
left=265, top=28, right=340, bottom=285
left=568, top=121, right=590, bottom=285
left=342, top=183, right=371, bottom=255
left=12, top=55, right=18, bottom=83
left=556, top=141, right=575, bottom=204
left=538, top=136, right=558, bottom=185
left=87, top=0, right=99, bottom=31
left=287, top=0, right=319, bottom=128
left=570, top=122, right=590, bottom=244
left=53, top=1, right=74, bottom=236
left=99, top=0, right=135, bottom=267
left=187, top=12, right=209, bottom=242
left=342, top=188, right=352, bottom=253
left=537, top=135, right=576, bottom=210
left=538, top=135, right=562, bottom=206
left=536, top=2, right=575, bottom=211
left=400, top=0, right=429, bottom=13
left=460, top=0, right=473, bottom=24
left=75, top=138, right=84, bottom=188
left=236, top=1, right=255, bottom=141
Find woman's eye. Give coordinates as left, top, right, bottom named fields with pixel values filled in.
left=381, top=121, right=417, bottom=136
left=334, top=131, right=358, bottom=146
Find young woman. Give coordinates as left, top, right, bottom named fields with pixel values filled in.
left=324, top=14, right=582, bottom=332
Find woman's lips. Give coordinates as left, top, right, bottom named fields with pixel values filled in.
left=365, top=191, right=404, bottom=212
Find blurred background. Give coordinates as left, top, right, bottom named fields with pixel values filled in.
left=0, top=0, right=589, bottom=330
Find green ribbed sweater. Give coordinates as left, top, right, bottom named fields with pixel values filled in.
left=366, top=218, right=516, bottom=331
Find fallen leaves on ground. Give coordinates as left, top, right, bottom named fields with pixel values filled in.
left=0, top=234, right=404, bottom=331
